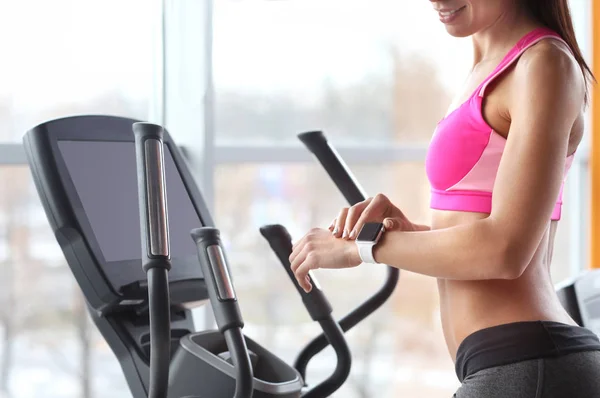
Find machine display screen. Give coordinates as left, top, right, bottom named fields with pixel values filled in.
left=57, top=140, right=203, bottom=286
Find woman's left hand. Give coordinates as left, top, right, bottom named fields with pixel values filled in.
left=289, top=228, right=362, bottom=292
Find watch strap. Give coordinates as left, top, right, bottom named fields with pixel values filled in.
left=357, top=242, right=378, bottom=264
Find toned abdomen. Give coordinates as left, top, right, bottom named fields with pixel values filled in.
left=432, top=211, right=577, bottom=360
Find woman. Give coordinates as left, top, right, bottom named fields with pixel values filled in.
left=289, top=0, right=600, bottom=397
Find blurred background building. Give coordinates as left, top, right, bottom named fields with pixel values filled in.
left=0, top=0, right=594, bottom=397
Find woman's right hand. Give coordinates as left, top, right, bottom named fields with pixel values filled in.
left=329, top=193, right=421, bottom=239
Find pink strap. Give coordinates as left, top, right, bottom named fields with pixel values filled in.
left=477, top=28, right=567, bottom=97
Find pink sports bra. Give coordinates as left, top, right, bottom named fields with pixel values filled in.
left=425, top=28, right=575, bottom=221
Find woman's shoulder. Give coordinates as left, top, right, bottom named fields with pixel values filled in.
left=516, top=38, right=584, bottom=88
left=513, top=37, right=585, bottom=105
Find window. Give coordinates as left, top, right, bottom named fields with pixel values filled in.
left=0, top=1, right=161, bottom=397
left=0, top=0, right=161, bottom=141
left=213, top=0, right=472, bottom=144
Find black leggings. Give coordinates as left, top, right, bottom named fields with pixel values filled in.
left=453, top=321, right=600, bottom=398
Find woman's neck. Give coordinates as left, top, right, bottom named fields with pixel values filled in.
left=471, top=6, right=542, bottom=65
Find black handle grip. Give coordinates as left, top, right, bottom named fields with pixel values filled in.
left=191, top=227, right=244, bottom=333
left=298, top=131, right=367, bottom=205
left=260, top=225, right=351, bottom=396
left=259, top=224, right=333, bottom=321
left=133, top=122, right=171, bottom=273
left=132, top=122, right=172, bottom=398
left=295, top=130, right=400, bottom=381
left=191, top=228, right=254, bottom=398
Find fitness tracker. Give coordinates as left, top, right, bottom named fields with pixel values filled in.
left=355, top=222, right=385, bottom=264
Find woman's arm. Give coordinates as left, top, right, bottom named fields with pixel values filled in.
left=373, top=43, right=584, bottom=281
left=289, top=42, right=584, bottom=292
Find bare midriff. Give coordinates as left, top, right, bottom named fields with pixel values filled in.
left=431, top=209, right=578, bottom=361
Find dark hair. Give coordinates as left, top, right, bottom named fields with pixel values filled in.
left=526, top=0, right=595, bottom=103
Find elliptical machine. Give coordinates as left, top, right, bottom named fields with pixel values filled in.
left=134, top=122, right=354, bottom=397
left=131, top=122, right=304, bottom=397
left=24, top=116, right=399, bottom=397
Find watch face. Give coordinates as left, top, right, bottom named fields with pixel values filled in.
left=357, top=222, right=384, bottom=242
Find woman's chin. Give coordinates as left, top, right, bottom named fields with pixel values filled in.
left=445, top=25, right=475, bottom=38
